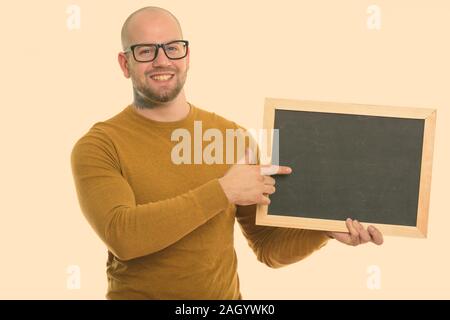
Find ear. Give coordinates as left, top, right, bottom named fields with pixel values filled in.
left=118, top=52, right=131, bottom=78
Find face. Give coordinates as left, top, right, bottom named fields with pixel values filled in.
left=119, top=12, right=189, bottom=106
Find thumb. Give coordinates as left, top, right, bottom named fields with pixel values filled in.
left=237, top=148, right=255, bottom=165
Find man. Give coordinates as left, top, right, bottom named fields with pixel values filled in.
left=71, top=6, right=383, bottom=300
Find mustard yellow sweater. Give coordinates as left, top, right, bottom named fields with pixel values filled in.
left=70, top=103, right=329, bottom=299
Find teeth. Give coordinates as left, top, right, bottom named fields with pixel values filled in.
left=151, top=74, right=173, bottom=81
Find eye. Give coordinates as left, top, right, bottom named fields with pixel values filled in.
left=166, top=46, right=178, bottom=52
left=136, top=46, right=155, bottom=56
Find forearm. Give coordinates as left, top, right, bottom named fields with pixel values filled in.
left=103, top=179, right=229, bottom=260
left=255, top=228, right=329, bottom=268
left=237, top=204, right=329, bottom=268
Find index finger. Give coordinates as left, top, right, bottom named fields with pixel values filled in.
left=260, top=165, right=292, bottom=176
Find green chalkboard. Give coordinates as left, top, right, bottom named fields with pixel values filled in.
left=270, top=110, right=423, bottom=225
left=256, top=99, right=436, bottom=237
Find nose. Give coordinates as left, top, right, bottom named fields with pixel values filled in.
left=152, top=46, right=171, bottom=67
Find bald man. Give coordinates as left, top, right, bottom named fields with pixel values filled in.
left=71, top=6, right=383, bottom=300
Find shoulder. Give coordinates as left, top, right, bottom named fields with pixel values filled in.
left=71, top=109, right=126, bottom=166
left=71, top=124, right=115, bottom=160
left=72, top=106, right=130, bottom=152
left=191, top=103, right=246, bottom=131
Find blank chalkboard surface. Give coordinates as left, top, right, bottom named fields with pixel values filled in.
left=256, top=98, right=436, bottom=237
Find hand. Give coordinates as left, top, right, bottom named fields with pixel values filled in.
left=218, top=150, right=292, bottom=205
left=326, top=218, right=384, bottom=246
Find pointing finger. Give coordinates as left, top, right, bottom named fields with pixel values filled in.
left=260, top=165, right=292, bottom=176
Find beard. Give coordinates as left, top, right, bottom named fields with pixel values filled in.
left=132, top=69, right=187, bottom=109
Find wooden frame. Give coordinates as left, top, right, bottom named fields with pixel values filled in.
left=256, top=98, right=436, bottom=238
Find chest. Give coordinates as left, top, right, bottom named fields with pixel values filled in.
left=116, top=132, right=231, bottom=204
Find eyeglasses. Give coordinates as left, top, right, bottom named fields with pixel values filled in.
left=124, top=40, right=189, bottom=62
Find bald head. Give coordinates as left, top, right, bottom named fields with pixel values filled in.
left=121, top=6, right=183, bottom=50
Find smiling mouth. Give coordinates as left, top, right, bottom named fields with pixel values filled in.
left=150, top=74, right=174, bottom=82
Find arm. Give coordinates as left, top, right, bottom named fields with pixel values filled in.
left=236, top=204, right=329, bottom=268
left=71, top=127, right=229, bottom=261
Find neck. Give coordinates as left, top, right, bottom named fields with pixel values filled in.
left=132, top=89, right=190, bottom=122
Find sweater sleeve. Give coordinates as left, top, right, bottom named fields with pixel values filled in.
left=236, top=204, right=329, bottom=268
left=70, top=127, right=230, bottom=261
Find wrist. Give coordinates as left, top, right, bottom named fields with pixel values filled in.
left=218, top=177, right=235, bottom=203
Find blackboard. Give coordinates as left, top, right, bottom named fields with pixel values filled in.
left=256, top=98, right=436, bottom=237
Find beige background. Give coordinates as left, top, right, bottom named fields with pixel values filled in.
left=0, top=0, right=448, bottom=299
